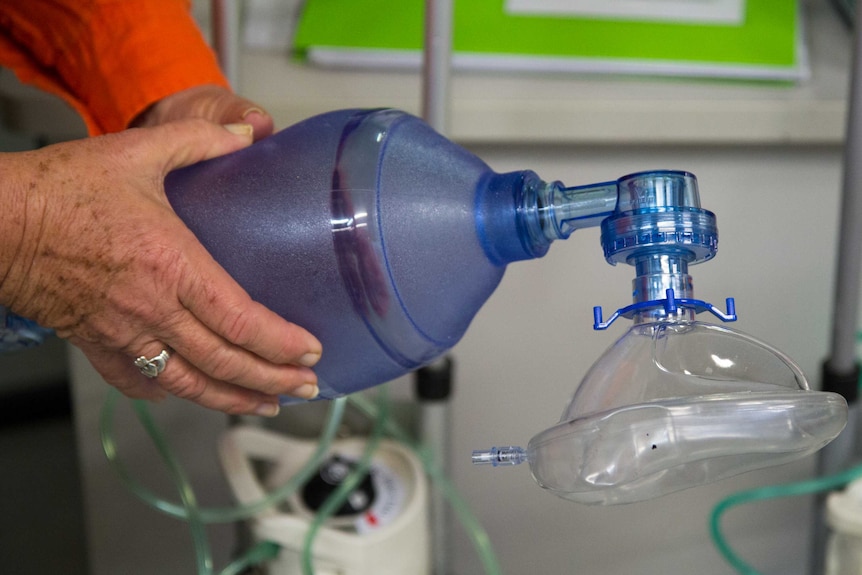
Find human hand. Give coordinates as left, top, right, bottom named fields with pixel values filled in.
left=0, top=120, right=321, bottom=416
left=131, top=84, right=275, bottom=141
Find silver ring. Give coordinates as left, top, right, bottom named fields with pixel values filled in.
left=134, top=349, right=171, bottom=379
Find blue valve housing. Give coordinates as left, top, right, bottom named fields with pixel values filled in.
left=596, top=171, right=726, bottom=326
left=601, top=170, right=718, bottom=267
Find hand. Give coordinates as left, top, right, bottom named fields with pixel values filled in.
left=0, top=120, right=321, bottom=416
left=131, top=84, right=275, bottom=141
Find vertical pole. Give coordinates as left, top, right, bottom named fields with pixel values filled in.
left=211, top=0, right=250, bottom=563
left=211, top=0, right=242, bottom=89
left=830, top=5, right=862, bottom=382
left=811, top=5, right=862, bottom=573
left=421, top=3, right=454, bottom=573
left=416, top=358, right=455, bottom=575
left=422, top=0, right=453, bottom=134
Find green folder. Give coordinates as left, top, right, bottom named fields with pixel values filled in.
left=293, top=0, right=805, bottom=82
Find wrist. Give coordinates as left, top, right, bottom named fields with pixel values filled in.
left=0, top=150, right=51, bottom=314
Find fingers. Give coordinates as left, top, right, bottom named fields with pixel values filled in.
left=84, top=343, right=289, bottom=417
left=206, top=91, right=274, bottom=139
left=173, top=282, right=323, bottom=404
left=240, top=108, right=275, bottom=140
left=83, top=237, right=323, bottom=413
left=155, top=228, right=324, bottom=410
left=175, top=253, right=323, bottom=368
left=155, top=307, right=320, bottom=400
left=83, top=347, right=168, bottom=402
left=132, top=346, right=285, bottom=416
left=132, top=85, right=275, bottom=141
left=97, top=247, right=323, bottom=413
left=146, top=119, right=255, bottom=174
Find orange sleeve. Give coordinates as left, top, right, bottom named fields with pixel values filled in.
left=0, top=0, right=230, bottom=135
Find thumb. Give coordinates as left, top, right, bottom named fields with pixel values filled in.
left=149, top=119, right=255, bottom=174
left=204, top=92, right=274, bottom=139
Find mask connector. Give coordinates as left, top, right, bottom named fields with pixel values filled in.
left=471, top=446, right=528, bottom=467
left=593, top=288, right=737, bottom=330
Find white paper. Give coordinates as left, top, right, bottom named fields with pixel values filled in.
left=504, top=0, right=746, bottom=25
left=305, top=40, right=808, bottom=83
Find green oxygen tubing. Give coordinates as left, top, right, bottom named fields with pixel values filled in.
left=710, top=462, right=862, bottom=575
left=100, top=389, right=348, bottom=575
left=100, top=385, right=503, bottom=575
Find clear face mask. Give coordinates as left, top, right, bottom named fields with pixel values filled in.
left=472, top=170, right=848, bottom=505
left=522, top=319, right=846, bottom=505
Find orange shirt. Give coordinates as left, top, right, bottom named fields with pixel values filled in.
left=0, top=0, right=229, bottom=136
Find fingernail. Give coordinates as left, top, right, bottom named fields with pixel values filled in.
left=241, top=107, right=268, bottom=120
left=223, top=123, right=254, bottom=137
left=293, top=383, right=319, bottom=399
left=299, top=352, right=321, bottom=367
left=255, top=402, right=280, bottom=417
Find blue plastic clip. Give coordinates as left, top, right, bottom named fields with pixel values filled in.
left=593, top=288, right=737, bottom=330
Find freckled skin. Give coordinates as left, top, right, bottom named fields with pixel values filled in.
left=0, top=102, right=321, bottom=415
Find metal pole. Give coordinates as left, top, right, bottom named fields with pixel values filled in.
left=211, top=0, right=242, bottom=89
left=811, top=6, right=862, bottom=573
left=830, top=5, right=862, bottom=377
left=416, top=358, right=455, bottom=575
left=422, top=0, right=453, bottom=133
left=421, top=2, right=454, bottom=573
left=211, top=0, right=251, bottom=563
